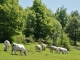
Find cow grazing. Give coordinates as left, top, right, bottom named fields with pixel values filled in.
left=11, top=43, right=27, bottom=55
left=58, top=47, right=68, bottom=54
left=41, top=43, right=46, bottom=51
left=50, top=46, right=59, bottom=53
left=35, top=44, right=42, bottom=52
left=4, top=40, right=10, bottom=51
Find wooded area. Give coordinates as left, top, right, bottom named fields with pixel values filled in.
left=0, top=0, right=80, bottom=50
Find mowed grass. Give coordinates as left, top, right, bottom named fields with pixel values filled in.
left=0, top=43, right=80, bottom=60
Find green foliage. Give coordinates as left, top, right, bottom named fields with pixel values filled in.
left=1, top=0, right=80, bottom=48
left=52, top=29, right=71, bottom=50
left=65, top=10, right=80, bottom=45
left=12, top=32, right=26, bottom=43
left=71, top=10, right=79, bottom=17
left=0, top=0, right=23, bottom=43
left=26, top=35, right=35, bottom=43
left=24, top=8, right=36, bottom=37
left=60, top=30, right=70, bottom=50
left=24, top=0, right=60, bottom=42
left=31, top=0, right=52, bottom=40
left=47, top=37, right=53, bottom=47
left=62, top=33, right=71, bottom=51
left=24, top=1, right=64, bottom=47
left=55, top=37, right=61, bottom=46
left=24, top=1, right=71, bottom=49
left=55, top=5, right=68, bottom=29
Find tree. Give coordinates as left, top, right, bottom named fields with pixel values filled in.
left=55, top=6, right=69, bottom=46
left=0, top=0, right=23, bottom=43
left=55, top=5, right=68, bottom=29
left=24, top=8, right=35, bottom=37
left=24, top=0, right=62, bottom=42
left=66, top=10, right=80, bottom=45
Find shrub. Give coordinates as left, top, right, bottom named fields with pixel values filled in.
left=12, top=32, right=26, bottom=43
left=62, top=33, right=71, bottom=51
left=25, top=35, right=35, bottom=43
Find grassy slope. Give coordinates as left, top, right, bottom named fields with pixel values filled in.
left=0, top=43, right=80, bottom=60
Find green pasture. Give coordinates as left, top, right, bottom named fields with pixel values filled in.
left=0, top=43, right=80, bottom=60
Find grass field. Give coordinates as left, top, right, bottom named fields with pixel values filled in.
left=0, top=43, right=80, bottom=60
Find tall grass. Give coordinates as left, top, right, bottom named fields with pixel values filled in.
left=0, top=43, right=80, bottom=60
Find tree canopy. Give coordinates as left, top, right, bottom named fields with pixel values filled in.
left=0, top=0, right=23, bottom=43
left=0, top=0, right=80, bottom=47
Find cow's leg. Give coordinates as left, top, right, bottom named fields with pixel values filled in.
left=11, top=49, right=14, bottom=54
left=20, top=50, right=22, bottom=55
left=14, top=50, right=17, bottom=55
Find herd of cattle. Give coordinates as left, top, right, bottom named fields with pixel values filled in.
left=4, top=40, right=68, bottom=56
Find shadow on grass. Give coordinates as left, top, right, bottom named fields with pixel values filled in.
left=11, top=54, right=18, bottom=55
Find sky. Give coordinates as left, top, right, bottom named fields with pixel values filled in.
left=19, top=0, right=80, bottom=14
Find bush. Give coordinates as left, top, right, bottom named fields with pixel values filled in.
left=62, top=33, right=71, bottom=51
left=52, top=31, right=71, bottom=51
left=12, top=32, right=26, bottom=43
left=54, top=37, right=61, bottom=46
left=25, top=35, right=35, bottom=43
left=63, top=41, right=71, bottom=51
left=46, top=37, right=53, bottom=47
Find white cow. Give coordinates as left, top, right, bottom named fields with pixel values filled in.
left=11, top=43, right=27, bottom=55
left=50, top=46, right=59, bottom=53
left=41, top=43, right=46, bottom=51
left=35, top=44, right=42, bottom=52
left=4, top=40, right=10, bottom=51
left=58, top=47, right=68, bottom=54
